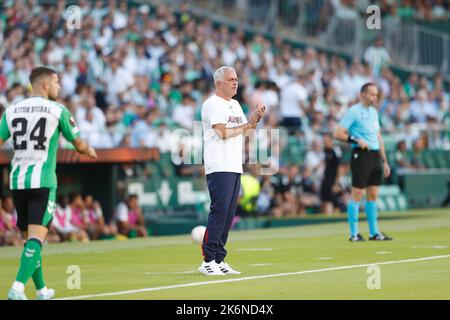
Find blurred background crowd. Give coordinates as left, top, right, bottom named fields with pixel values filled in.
left=0, top=0, right=449, bottom=246
left=1, top=192, right=148, bottom=246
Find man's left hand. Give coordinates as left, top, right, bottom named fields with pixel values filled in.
left=383, top=162, right=391, bottom=178
left=255, top=104, right=266, bottom=122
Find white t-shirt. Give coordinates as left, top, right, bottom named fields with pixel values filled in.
left=173, top=104, right=195, bottom=130
left=201, top=95, right=247, bottom=175
left=116, top=202, right=129, bottom=222
left=280, top=82, right=308, bottom=118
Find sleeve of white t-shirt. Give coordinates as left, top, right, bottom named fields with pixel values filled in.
left=116, top=202, right=129, bottom=222
left=203, top=99, right=227, bottom=126
left=297, top=88, right=307, bottom=102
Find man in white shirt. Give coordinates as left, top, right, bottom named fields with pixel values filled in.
left=410, top=89, right=438, bottom=123
left=280, top=71, right=308, bottom=134
left=199, top=66, right=265, bottom=276
left=173, top=93, right=196, bottom=131
left=104, top=59, right=135, bottom=106
left=364, top=37, right=391, bottom=78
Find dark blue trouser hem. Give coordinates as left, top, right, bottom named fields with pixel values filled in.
left=202, top=172, right=241, bottom=262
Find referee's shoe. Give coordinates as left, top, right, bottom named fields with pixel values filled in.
left=349, top=233, right=366, bottom=242
left=369, top=232, right=393, bottom=241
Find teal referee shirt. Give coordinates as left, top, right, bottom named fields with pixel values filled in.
left=338, top=103, right=380, bottom=150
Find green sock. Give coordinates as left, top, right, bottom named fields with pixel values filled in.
left=32, top=256, right=45, bottom=290
left=15, top=239, right=42, bottom=285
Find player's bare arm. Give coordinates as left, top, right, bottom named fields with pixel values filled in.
left=333, top=126, right=369, bottom=150
left=72, top=137, right=98, bottom=160
left=377, top=131, right=390, bottom=178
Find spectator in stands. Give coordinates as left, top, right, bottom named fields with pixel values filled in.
left=78, top=105, right=112, bottom=148
left=298, top=165, right=321, bottom=215
left=84, top=194, right=116, bottom=240
left=394, top=98, right=412, bottom=125
left=0, top=196, right=22, bottom=246
left=280, top=70, right=308, bottom=134
left=275, top=164, right=304, bottom=216
left=410, top=89, right=439, bottom=123
left=76, top=92, right=107, bottom=131
left=67, top=192, right=88, bottom=232
left=404, top=73, right=419, bottom=98
left=116, top=194, right=148, bottom=238
left=154, top=120, right=174, bottom=153
left=52, top=195, right=90, bottom=242
left=364, top=37, right=391, bottom=78
left=173, top=93, right=197, bottom=131
left=395, top=140, right=414, bottom=170
left=320, top=133, right=342, bottom=215
left=257, top=174, right=284, bottom=217
left=173, top=144, right=205, bottom=178
left=431, top=0, right=448, bottom=20
left=104, top=57, right=135, bottom=106
left=130, top=109, right=159, bottom=148
left=411, top=137, right=426, bottom=169
left=397, top=0, right=416, bottom=20
left=304, top=138, right=325, bottom=176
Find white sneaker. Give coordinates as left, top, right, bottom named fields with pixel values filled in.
left=198, top=261, right=226, bottom=276
left=218, top=262, right=241, bottom=275
left=7, top=288, right=28, bottom=300
left=37, top=288, right=55, bottom=300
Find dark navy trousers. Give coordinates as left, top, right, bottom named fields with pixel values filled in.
left=202, top=172, right=241, bottom=263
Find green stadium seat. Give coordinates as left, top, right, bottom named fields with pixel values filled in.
left=377, top=198, right=386, bottom=211
left=435, top=150, right=449, bottom=168
left=376, top=185, right=408, bottom=211
left=422, top=150, right=437, bottom=168
left=397, top=194, right=408, bottom=210
left=382, top=135, right=398, bottom=152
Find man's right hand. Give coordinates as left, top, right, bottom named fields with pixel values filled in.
left=72, top=138, right=98, bottom=160
left=86, top=146, right=98, bottom=160
left=357, top=139, right=369, bottom=150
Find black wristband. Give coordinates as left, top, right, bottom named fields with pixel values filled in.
left=347, top=135, right=359, bottom=144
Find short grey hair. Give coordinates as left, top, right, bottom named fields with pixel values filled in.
left=213, top=66, right=235, bottom=85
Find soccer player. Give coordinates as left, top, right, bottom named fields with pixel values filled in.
left=333, top=83, right=393, bottom=242
left=0, top=66, right=97, bottom=300
left=199, top=66, right=265, bottom=275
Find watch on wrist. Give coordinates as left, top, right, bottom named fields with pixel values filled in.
left=347, top=135, right=359, bottom=144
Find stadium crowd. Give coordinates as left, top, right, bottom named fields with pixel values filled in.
left=0, top=1, right=449, bottom=246
left=278, top=0, right=450, bottom=26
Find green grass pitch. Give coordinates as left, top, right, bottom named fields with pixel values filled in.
left=1, top=208, right=449, bottom=300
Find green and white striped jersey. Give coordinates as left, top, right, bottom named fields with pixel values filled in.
left=0, top=96, right=80, bottom=190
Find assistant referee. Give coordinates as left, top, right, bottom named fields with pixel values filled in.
left=334, top=83, right=393, bottom=242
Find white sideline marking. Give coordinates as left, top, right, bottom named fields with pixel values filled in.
left=57, top=254, right=450, bottom=300
left=236, top=248, right=273, bottom=252
left=375, top=251, right=392, bottom=255
left=412, top=245, right=449, bottom=249
left=318, top=257, right=334, bottom=260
